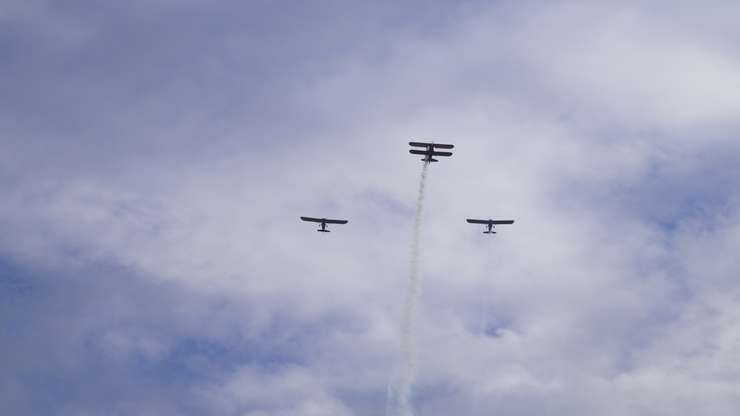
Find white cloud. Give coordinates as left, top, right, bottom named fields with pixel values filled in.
left=200, top=366, right=353, bottom=416
left=1, top=1, right=740, bottom=414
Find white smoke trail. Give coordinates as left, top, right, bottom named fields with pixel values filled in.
left=387, top=161, right=429, bottom=416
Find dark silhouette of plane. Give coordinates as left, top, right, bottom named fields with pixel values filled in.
left=466, top=218, right=514, bottom=234
left=409, top=141, right=454, bottom=163
left=300, top=217, right=348, bottom=232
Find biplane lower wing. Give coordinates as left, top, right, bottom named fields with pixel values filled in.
left=409, top=150, right=452, bottom=157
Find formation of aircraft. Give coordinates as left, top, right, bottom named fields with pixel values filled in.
left=302, top=142, right=515, bottom=235
left=466, top=219, right=515, bottom=234
left=408, top=141, right=454, bottom=163
left=300, top=216, right=348, bottom=232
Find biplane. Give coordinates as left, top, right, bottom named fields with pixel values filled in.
left=409, top=141, right=454, bottom=163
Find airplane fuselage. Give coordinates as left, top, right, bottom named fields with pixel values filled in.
left=318, top=220, right=329, bottom=232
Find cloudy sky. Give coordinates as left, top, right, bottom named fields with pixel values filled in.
left=2, top=1, right=740, bottom=415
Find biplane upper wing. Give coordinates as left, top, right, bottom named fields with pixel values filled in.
left=409, top=141, right=430, bottom=147
left=409, top=141, right=454, bottom=149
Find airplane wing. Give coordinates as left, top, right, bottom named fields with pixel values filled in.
left=410, top=149, right=430, bottom=155
left=409, top=141, right=431, bottom=147
left=300, top=216, right=323, bottom=223
left=432, top=143, right=454, bottom=149
left=324, top=219, right=348, bottom=224
left=430, top=151, right=452, bottom=157
left=466, top=219, right=515, bottom=224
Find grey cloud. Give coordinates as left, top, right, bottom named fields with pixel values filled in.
left=0, top=256, right=380, bottom=415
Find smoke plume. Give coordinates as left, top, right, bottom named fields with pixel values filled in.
left=387, top=161, right=429, bottom=416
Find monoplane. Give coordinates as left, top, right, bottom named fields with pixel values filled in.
left=409, top=141, right=454, bottom=163
left=300, top=216, right=348, bottom=232
left=466, top=218, right=514, bottom=234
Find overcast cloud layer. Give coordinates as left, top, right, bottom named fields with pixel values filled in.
left=2, top=1, right=740, bottom=415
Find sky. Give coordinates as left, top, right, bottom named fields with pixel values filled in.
left=2, top=1, right=740, bottom=414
